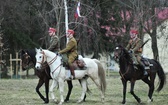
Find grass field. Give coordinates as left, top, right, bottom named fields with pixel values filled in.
left=0, top=72, right=168, bottom=105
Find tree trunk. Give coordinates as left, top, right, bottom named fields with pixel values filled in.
left=149, top=31, right=159, bottom=61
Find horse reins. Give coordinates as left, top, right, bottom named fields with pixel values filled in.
left=22, top=53, right=34, bottom=70
left=36, top=51, right=45, bottom=65
left=38, top=51, right=62, bottom=74
left=23, top=52, right=51, bottom=78
left=119, top=65, right=130, bottom=81
left=23, top=53, right=32, bottom=66
left=116, top=47, right=130, bottom=81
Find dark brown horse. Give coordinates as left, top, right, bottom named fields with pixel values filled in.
left=113, top=45, right=166, bottom=104
left=20, top=49, right=88, bottom=103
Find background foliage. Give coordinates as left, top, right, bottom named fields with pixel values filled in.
left=0, top=0, right=168, bottom=65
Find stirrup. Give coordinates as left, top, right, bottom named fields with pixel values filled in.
left=144, top=71, right=148, bottom=75
left=70, top=75, right=75, bottom=80
left=65, top=76, right=71, bottom=81
left=133, top=65, right=138, bottom=69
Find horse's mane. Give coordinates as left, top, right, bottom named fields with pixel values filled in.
left=21, top=49, right=36, bottom=64
left=117, top=45, right=132, bottom=62
left=27, top=49, right=36, bottom=59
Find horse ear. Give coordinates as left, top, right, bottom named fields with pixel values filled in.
left=20, top=49, right=25, bottom=54
left=39, top=47, right=42, bottom=51
left=35, top=48, right=38, bottom=52
left=19, top=49, right=24, bottom=57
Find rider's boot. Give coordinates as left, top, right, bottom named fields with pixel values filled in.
left=69, top=64, right=75, bottom=79
left=140, top=61, right=148, bottom=75
left=132, top=57, right=138, bottom=69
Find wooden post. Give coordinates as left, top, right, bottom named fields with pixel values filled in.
left=9, top=52, right=22, bottom=79
left=10, top=54, right=12, bottom=79
left=20, top=59, right=22, bottom=78
left=16, top=52, right=18, bottom=78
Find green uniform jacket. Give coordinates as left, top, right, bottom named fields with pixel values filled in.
left=59, top=37, right=78, bottom=63
left=126, top=38, right=143, bottom=55
left=48, top=35, right=59, bottom=52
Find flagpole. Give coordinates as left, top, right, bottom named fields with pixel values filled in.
left=64, top=0, right=69, bottom=43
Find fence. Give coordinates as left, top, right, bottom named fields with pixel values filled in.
left=9, top=52, right=22, bottom=79
left=100, top=60, right=119, bottom=77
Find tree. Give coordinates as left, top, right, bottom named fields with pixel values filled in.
left=115, top=0, right=168, bottom=61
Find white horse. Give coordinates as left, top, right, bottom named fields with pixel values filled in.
left=35, top=48, right=106, bottom=105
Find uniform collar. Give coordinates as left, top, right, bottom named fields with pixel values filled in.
left=132, top=37, right=138, bottom=41
left=69, top=37, right=73, bottom=40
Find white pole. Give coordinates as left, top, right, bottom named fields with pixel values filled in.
left=64, top=0, right=69, bottom=43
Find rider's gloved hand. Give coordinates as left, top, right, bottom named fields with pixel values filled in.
left=57, top=52, right=61, bottom=56
left=128, top=49, right=134, bottom=53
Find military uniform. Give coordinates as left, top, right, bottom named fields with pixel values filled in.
left=126, top=37, right=148, bottom=75
left=48, top=35, right=59, bottom=52
left=59, top=37, right=78, bottom=64
left=126, top=38, right=143, bottom=56
left=126, top=38, right=143, bottom=64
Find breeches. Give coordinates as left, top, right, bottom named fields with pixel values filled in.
left=131, top=53, right=141, bottom=64
left=68, top=55, right=76, bottom=65
left=136, top=56, right=141, bottom=64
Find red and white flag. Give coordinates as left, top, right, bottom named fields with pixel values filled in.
left=74, top=2, right=82, bottom=19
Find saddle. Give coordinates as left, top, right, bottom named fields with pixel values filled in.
left=141, top=57, right=153, bottom=69
left=62, top=54, right=87, bottom=70
left=72, top=59, right=87, bottom=70
left=133, top=57, right=153, bottom=70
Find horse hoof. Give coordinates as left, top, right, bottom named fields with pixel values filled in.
left=151, top=98, right=153, bottom=102
left=147, top=98, right=153, bottom=103
left=137, top=98, right=141, bottom=103
left=44, top=98, right=49, bottom=104
left=64, top=99, right=69, bottom=103
left=44, top=100, right=49, bottom=104
left=53, top=99, right=59, bottom=104
left=77, top=99, right=83, bottom=104
left=121, top=101, right=126, bottom=104
left=58, top=102, right=63, bottom=105
left=101, top=98, right=105, bottom=103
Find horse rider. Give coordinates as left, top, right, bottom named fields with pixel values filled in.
left=126, top=29, right=148, bottom=75
left=58, top=29, right=78, bottom=79
left=47, top=27, right=60, bottom=52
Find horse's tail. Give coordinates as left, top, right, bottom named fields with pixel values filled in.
left=93, top=59, right=106, bottom=94
left=155, top=60, right=166, bottom=92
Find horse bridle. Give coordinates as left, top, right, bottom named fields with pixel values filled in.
left=114, top=46, right=131, bottom=81
left=36, top=51, right=62, bottom=75
left=36, top=51, right=46, bottom=65
left=36, top=51, right=58, bottom=66
left=22, top=53, right=33, bottom=67
left=114, top=46, right=124, bottom=60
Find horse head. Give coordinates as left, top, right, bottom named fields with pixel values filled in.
left=20, top=49, right=34, bottom=70
left=35, top=48, right=47, bottom=70
left=114, top=45, right=125, bottom=60
left=114, top=45, right=132, bottom=62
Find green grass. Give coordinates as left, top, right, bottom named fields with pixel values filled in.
left=0, top=73, right=167, bottom=105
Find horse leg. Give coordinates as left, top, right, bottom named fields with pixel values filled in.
left=130, top=80, right=141, bottom=103
left=142, top=76, right=155, bottom=102
left=121, top=79, right=127, bottom=104
left=44, top=78, right=50, bottom=103
left=64, top=80, right=73, bottom=102
left=36, top=79, right=47, bottom=103
left=58, top=78, right=65, bottom=105
left=78, top=79, right=87, bottom=101
left=50, top=80, right=58, bottom=103
left=91, top=78, right=105, bottom=103
left=77, top=79, right=87, bottom=103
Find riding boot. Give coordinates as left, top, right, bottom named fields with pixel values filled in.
left=69, top=64, right=75, bottom=79
left=139, top=62, right=148, bottom=75
left=132, top=54, right=138, bottom=65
